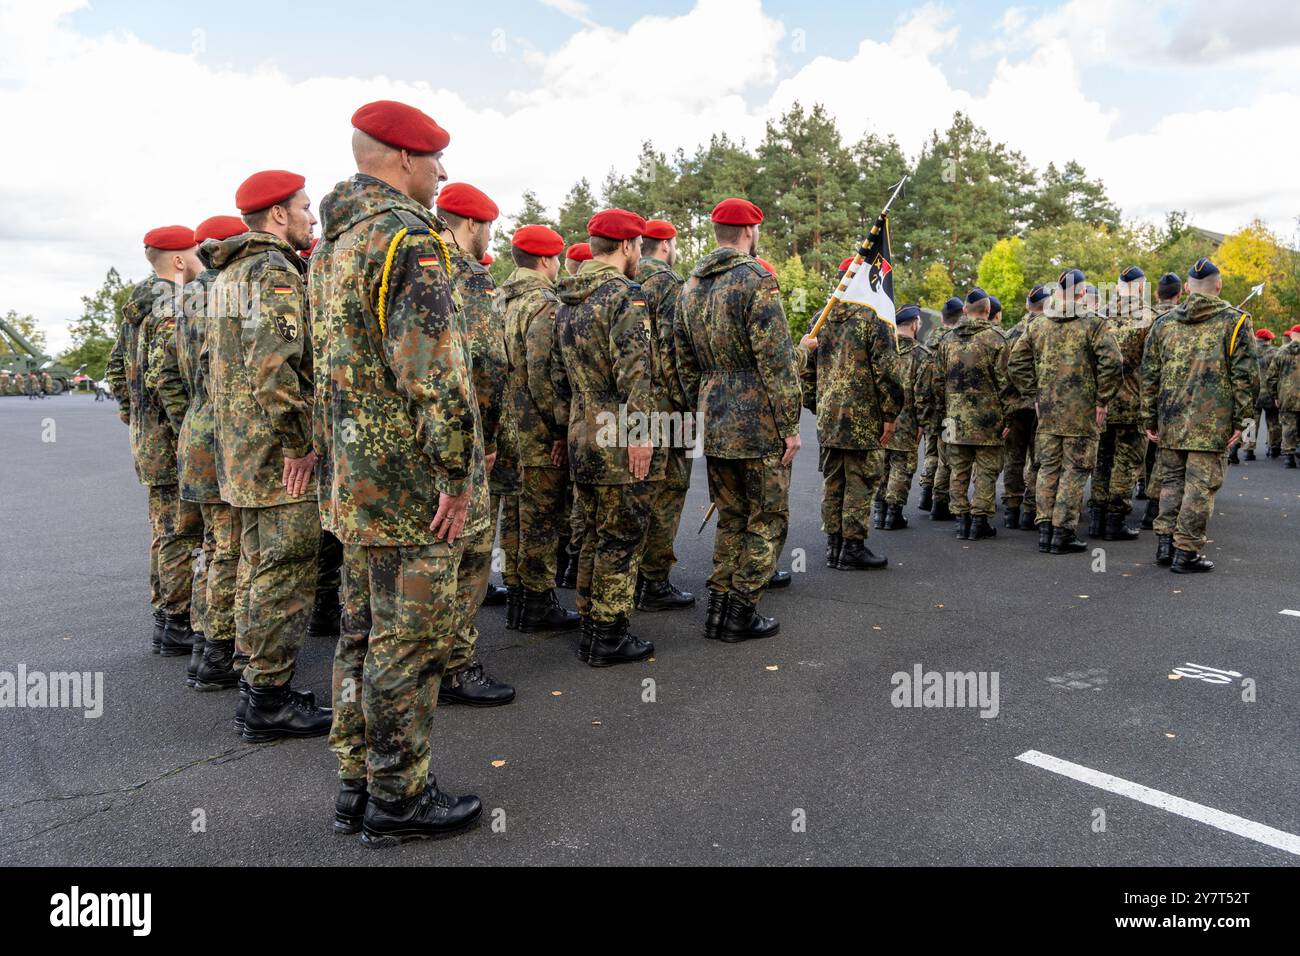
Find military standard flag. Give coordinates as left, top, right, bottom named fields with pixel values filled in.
left=836, top=213, right=896, bottom=328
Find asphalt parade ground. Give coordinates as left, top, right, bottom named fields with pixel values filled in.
left=1, top=394, right=1297, bottom=867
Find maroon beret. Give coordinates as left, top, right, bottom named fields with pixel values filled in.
left=143, top=225, right=196, bottom=250
left=1256, top=328, right=1275, bottom=340
left=644, top=219, right=677, bottom=240
left=352, top=100, right=449, bottom=153
left=512, top=224, right=565, bottom=257
left=566, top=242, right=592, bottom=262
left=838, top=257, right=854, bottom=273
left=235, top=170, right=306, bottom=214
left=194, top=215, right=248, bottom=243
left=711, top=197, right=764, bottom=225
left=587, top=208, right=646, bottom=241
left=436, top=182, right=499, bottom=222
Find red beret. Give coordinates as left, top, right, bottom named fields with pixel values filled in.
left=299, top=237, right=320, bottom=261
left=711, top=197, right=764, bottom=225
left=436, top=183, right=499, bottom=222
left=235, top=170, right=306, bottom=214
left=587, top=208, right=646, bottom=241
left=1256, top=328, right=1275, bottom=340
left=143, top=225, right=196, bottom=250
left=566, top=242, right=592, bottom=262
left=755, top=258, right=777, bottom=275
left=479, top=253, right=493, bottom=266
left=194, top=215, right=248, bottom=243
left=1290, top=324, right=1300, bottom=334
left=352, top=100, right=449, bottom=153
left=644, top=219, right=677, bottom=240
left=513, top=224, right=565, bottom=257
left=838, top=257, right=854, bottom=272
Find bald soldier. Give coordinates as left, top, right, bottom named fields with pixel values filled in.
left=106, top=226, right=204, bottom=657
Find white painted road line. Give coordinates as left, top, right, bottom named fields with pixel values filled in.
left=1016, top=750, right=1300, bottom=858
left=1280, top=609, right=1300, bottom=618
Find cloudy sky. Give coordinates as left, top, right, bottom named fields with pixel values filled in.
left=3, top=0, right=1298, bottom=352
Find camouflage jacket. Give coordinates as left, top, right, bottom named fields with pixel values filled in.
left=1104, top=298, right=1154, bottom=425
left=206, top=231, right=315, bottom=508
left=450, top=249, right=518, bottom=495
left=1141, top=293, right=1259, bottom=451
left=107, top=274, right=183, bottom=486
left=498, top=267, right=566, bottom=469
left=1007, top=306, right=1122, bottom=437
left=1255, top=348, right=1276, bottom=409
left=159, top=267, right=223, bottom=503
left=797, top=300, right=902, bottom=450
left=675, top=248, right=801, bottom=459
left=924, top=322, right=957, bottom=350
left=883, top=337, right=930, bottom=453
left=1001, top=313, right=1040, bottom=413
left=552, top=259, right=665, bottom=485
left=1264, top=339, right=1300, bottom=412
left=309, top=173, right=487, bottom=545
left=930, top=316, right=1010, bottom=446
left=636, top=256, right=688, bottom=412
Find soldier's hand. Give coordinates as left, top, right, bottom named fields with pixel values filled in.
left=1227, top=430, right=1242, bottom=449
left=880, top=421, right=895, bottom=445
left=1145, top=429, right=1159, bottom=443
left=781, top=434, right=801, bottom=466
left=550, top=439, right=566, bottom=468
left=282, top=450, right=317, bottom=497
left=800, top=334, right=818, bottom=351
left=485, top=451, right=497, bottom=476
left=431, top=487, right=472, bottom=543
left=628, top=442, right=652, bottom=481
left=1095, top=406, right=1107, bottom=429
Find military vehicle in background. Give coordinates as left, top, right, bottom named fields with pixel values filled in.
left=0, top=315, right=78, bottom=394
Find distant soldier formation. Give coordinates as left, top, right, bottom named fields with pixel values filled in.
left=0, top=369, right=57, bottom=397
left=104, top=99, right=1297, bottom=847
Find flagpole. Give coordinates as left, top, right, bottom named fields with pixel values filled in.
left=807, top=176, right=908, bottom=341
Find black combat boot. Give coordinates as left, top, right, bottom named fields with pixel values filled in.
left=1228, top=446, right=1240, bottom=465
left=439, top=660, right=515, bottom=706
left=334, top=778, right=368, bottom=835
left=1269, top=445, right=1281, bottom=459
left=576, top=617, right=594, bottom=663
left=518, top=589, right=581, bottom=633
left=1286, top=453, right=1297, bottom=469
left=882, top=505, right=908, bottom=530
left=1038, top=523, right=1053, bottom=553
left=150, top=608, right=166, bottom=654
left=1087, top=505, right=1105, bottom=538
left=481, top=583, right=509, bottom=607
left=587, top=616, right=654, bottom=667
left=504, top=586, right=524, bottom=631
left=234, top=677, right=250, bottom=732
left=307, top=589, right=342, bottom=638
left=954, top=514, right=971, bottom=539
left=158, top=613, right=196, bottom=658
left=1155, top=534, right=1174, bottom=566
left=918, top=485, right=933, bottom=512
left=185, top=634, right=206, bottom=688
left=1019, top=506, right=1037, bottom=530
left=969, top=515, right=997, bottom=540
left=704, top=590, right=728, bottom=640
left=837, top=538, right=888, bottom=569
left=769, top=569, right=792, bottom=589
left=1050, top=527, right=1088, bottom=554
left=241, top=682, right=334, bottom=742
left=635, top=574, right=695, bottom=612
left=1102, top=512, right=1140, bottom=541
left=360, top=781, right=482, bottom=847
left=930, top=497, right=953, bottom=521
left=193, top=640, right=240, bottom=691
left=871, top=500, right=885, bottom=529
left=825, top=534, right=842, bottom=567
left=1245, top=448, right=1256, bottom=461
left=1003, top=506, right=1020, bottom=530
left=719, top=597, right=780, bottom=642
left=1141, top=498, right=1159, bottom=530
left=1171, top=549, right=1215, bottom=573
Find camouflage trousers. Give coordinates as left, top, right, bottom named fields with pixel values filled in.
left=239, top=501, right=320, bottom=688
left=198, top=502, right=242, bottom=647
left=1034, top=432, right=1097, bottom=530
left=515, top=466, right=569, bottom=591
left=920, top=431, right=939, bottom=490
left=146, top=484, right=202, bottom=616
left=329, top=541, right=458, bottom=801
left=1154, top=449, right=1224, bottom=553
left=1278, top=410, right=1299, bottom=452
left=820, top=447, right=885, bottom=538
left=639, top=448, right=692, bottom=580
left=1001, top=408, right=1038, bottom=508
left=878, top=446, right=919, bottom=507
left=499, top=494, right=521, bottom=587
left=948, top=444, right=1002, bottom=516
left=573, top=481, right=654, bottom=624
left=706, top=453, right=790, bottom=602
left=449, top=515, right=492, bottom=674
left=925, top=439, right=953, bottom=502
left=1090, top=424, right=1146, bottom=515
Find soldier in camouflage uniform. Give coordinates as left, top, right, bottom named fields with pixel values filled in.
left=207, top=171, right=330, bottom=741
left=552, top=209, right=662, bottom=666
left=931, top=290, right=1009, bottom=540
left=497, top=224, right=582, bottom=635
left=106, top=226, right=204, bottom=657
left=1138, top=273, right=1184, bottom=528
left=676, top=198, right=802, bottom=641
left=634, top=220, right=696, bottom=612
left=1089, top=266, right=1153, bottom=541
left=1262, top=327, right=1300, bottom=468
left=1008, top=269, right=1122, bottom=555
left=434, top=183, right=515, bottom=705
left=919, top=297, right=964, bottom=519
left=875, top=305, right=929, bottom=530
left=799, top=292, right=902, bottom=568
left=1142, top=258, right=1259, bottom=572
left=1250, top=328, right=1282, bottom=462
left=1000, top=285, right=1048, bottom=530
left=312, top=101, right=484, bottom=844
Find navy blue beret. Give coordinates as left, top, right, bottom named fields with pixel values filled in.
left=1119, top=265, right=1144, bottom=283
left=1084, top=283, right=1099, bottom=295
left=942, top=296, right=964, bottom=317
left=895, top=304, right=921, bottom=323
left=1027, top=284, right=1051, bottom=305
left=1189, top=257, right=1219, bottom=280
left=1157, top=272, right=1182, bottom=296
left=966, top=287, right=988, bottom=304
left=989, top=295, right=1002, bottom=315
left=1058, top=268, right=1085, bottom=288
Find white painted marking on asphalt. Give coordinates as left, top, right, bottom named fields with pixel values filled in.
left=1016, top=750, right=1300, bottom=857
left=1280, top=609, right=1300, bottom=618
